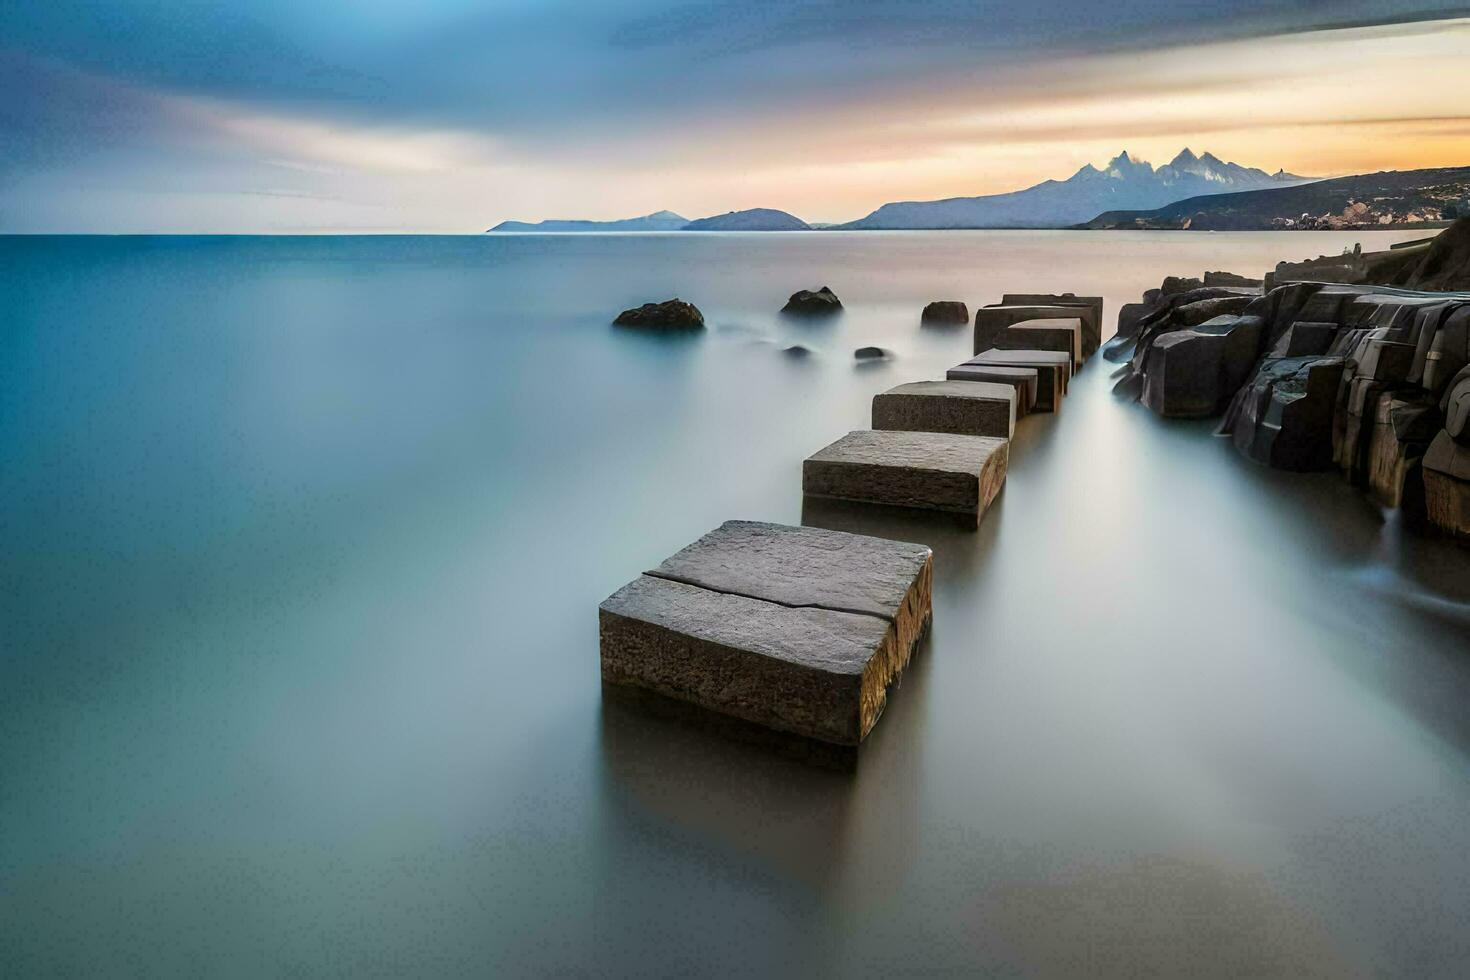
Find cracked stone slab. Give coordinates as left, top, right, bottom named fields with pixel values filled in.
left=600, top=521, right=932, bottom=746
left=873, top=380, right=1017, bottom=439
left=962, top=349, right=1071, bottom=411
left=803, top=429, right=1008, bottom=528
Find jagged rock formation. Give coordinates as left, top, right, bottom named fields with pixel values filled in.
left=1113, top=249, right=1470, bottom=540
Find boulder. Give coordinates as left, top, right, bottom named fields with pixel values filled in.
left=614, top=298, right=705, bottom=329
left=1231, top=356, right=1346, bottom=470
left=1161, top=276, right=1204, bottom=296
left=783, top=286, right=842, bottom=316
left=872, top=380, right=1017, bottom=439
left=921, top=301, right=970, bottom=325
left=1116, top=302, right=1152, bottom=340
left=854, top=346, right=887, bottom=360
left=599, top=521, right=932, bottom=746
left=803, top=429, right=1008, bottom=528
left=1141, top=315, right=1264, bottom=418
left=1423, top=431, right=1470, bottom=541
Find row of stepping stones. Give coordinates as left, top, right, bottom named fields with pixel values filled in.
left=601, top=293, right=1104, bottom=763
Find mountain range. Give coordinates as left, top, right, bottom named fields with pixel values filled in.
left=839, top=150, right=1311, bottom=229
left=486, top=150, right=1315, bottom=232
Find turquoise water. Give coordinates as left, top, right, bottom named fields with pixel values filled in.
left=3, top=231, right=1469, bottom=976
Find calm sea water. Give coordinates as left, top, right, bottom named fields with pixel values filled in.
left=4, top=231, right=1469, bottom=977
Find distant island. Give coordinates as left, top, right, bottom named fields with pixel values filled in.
left=487, top=210, right=689, bottom=232
left=1077, top=166, right=1470, bottom=230
left=681, top=208, right=809, bottom=231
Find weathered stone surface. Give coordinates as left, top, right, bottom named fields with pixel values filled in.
left=1232, top=356, right=1346, bottom=470
left=1117, top=302, right=1152, bottom=340
left=1424, top=306, right=1470, bottom=395
left=1357, top=336, right=1416, bottom=382
left=599, top=520, right=933, bottom=746
left=1162, top=276, right=1204, bottom=296
left=1141, top=314, right=1264, bottom=418
left=872, top=380, right=1017, bottom=439
left=1204, top=271, right=1263, bottom=287
left=921, top=300, right=970, bottom=325
left=1270, top=321, right=1337, bottom=357
left=1444, top=366, right=1470, bottom=443
left=975, top=305, right=1090, bottom=359
left=782, top=286, right=842, bottom=316
left=1171, top=295, right=1254, bottom=327
left=944, top=364, right=1039, bottom=416
left=1000, top=294, right=1103, bottom=359
left=964, top=348, right=1071, bottom=411
left=991, top=317, right=1083, bottom=370
left=803, top=429, right=1008, bottom=527
left=1423, top=431, right=1470, bottom=541
left=1366, top=396, right=1442, bottom=509
left=614, top=298, right=705, bottom=329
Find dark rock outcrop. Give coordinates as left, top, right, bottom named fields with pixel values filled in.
left=1229, top=356, right=1347, bottom=470
left=1141, top=315, right=1263, bottom=418
left=1405, top=217, right=1470, bottom=291
left=921, top=301, right=969, bottom=324
left=783, top=286, right=843, bottom=316
left=613, top=298, right=705, bottom=329
left=854, top=346, right=887, bottom=360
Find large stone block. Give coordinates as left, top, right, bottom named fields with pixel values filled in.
left=872, top=380, right=1017, bottom=439
left=1233, top=356, right=1346, bottom=470
left=1000, top=293, right=1103, bottom=358
left=599, top=521, right=932, bottom=746
left=1424, top=306, right=1470, bottom=395
left=1366, top=396, right=1442, bottom=509
left=990, top=317, right=1083, bottom=371
left=1141, top=314, right=1264, bottom=418
left=943, top=364, right=1039, bottom=416
left=1423, top=431, right=1470, bottom=542
left=803, top=429, right=1008, bottom=528
left=975, top=304, right=1089, bottom=358
left=1270, top=321, right=1337, bottom=357
left=961, top=349, right=1071, bottom=411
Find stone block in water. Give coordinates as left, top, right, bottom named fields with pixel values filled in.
left=963, top=349, right=1071, bottom=411
left=990, top=317, right=1083, bottom=370
left=974, top=305, right=1089, bottom=359
left=943, top=364, right=1039, bottom=416
left=803, top=429, right=1008, bottom=528
left=1140, top=314, right=1263, bottom=418
left=1233, top=356, right=1346, bottom=470
left=873, top=380, right=1017, bottom=439
left=599, top=520, right=933, bottom=746
left=1423, top=431, right=1470, bottom=541
left=1000, top=293, right=1104, bottom=358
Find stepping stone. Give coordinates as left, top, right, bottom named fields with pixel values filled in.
left=872, top=380, right=1017, bottom=439
left=1001, top=293, right=1103, bottom=359
left=961, top=349, right=1071, bottom=412
left=975, top=304, right=1091, bottom=361
left=992, top=317, right=1083, bottom=370
left=803, top=429, right=1008, bottom=528
left=944, top=363, right=1039, bottom=416
left=599, top=521, right=932, bottom=747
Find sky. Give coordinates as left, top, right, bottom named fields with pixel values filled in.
left=2, top=1, right=1468, bottom=232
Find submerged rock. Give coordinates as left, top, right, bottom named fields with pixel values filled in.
left=921, top=301, right=969, bottom=324
left=854, top=346, right=887, bottom=360
left=781, top=344, right=813, bottom=358
left=613, top=298, right=705, bottom=329
left=783, top=286, right=843, bottom=316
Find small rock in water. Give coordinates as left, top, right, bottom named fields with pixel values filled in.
left=854, top=346, right=888, bottom=360
left=613, top=298, right=705, bottom=329
left=921, top=300, right=969, bottom=325
left=782, top=344, right=813, bottom=357
left=782, top=286, right=842, bottom=316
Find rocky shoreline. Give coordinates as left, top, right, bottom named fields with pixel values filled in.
left=1112, top=219, right=1470, bottom=542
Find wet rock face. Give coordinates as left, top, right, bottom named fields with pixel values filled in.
left=1141, top=315, right=1263, bottom=418
left=782, top=286, right=843, bottom=316
left=613, top=298, right=705, bottom=329
left=921, top=301, right=969, bottom=324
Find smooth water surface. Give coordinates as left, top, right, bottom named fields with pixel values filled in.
left=4, top=231, right=1469, bottom=977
